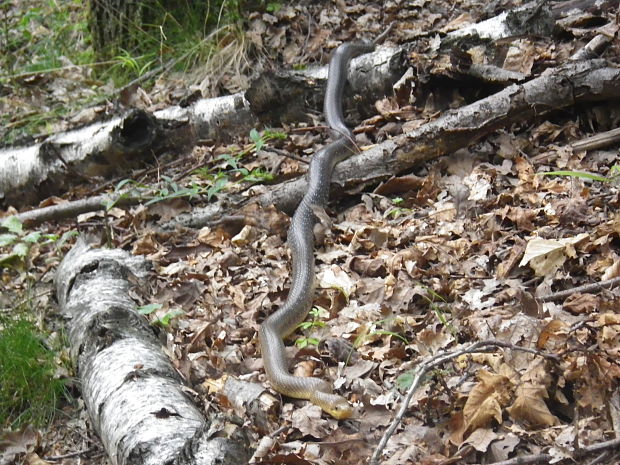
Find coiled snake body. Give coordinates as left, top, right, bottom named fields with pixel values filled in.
left=259, top=41, right=375, bottom=419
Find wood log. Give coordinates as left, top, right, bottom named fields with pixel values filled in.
left=55, top=238, right=251, bottom=464
left=162, top=59, right=620, bottom=229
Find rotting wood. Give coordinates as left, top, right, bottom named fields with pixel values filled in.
left=0, top=95, right=255, bottom=210
left=246, top=45, right=406, bottom=126
left=55, top=238, right=251, bottom=465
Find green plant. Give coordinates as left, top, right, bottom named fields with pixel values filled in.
left=386, top=197, right=412, bottom=219
left=138, top=303, right=184, bottom=327
left=538, top=166, right=620, bottom=183
left=0, top=217, right=77, bottom=269
left=108, top=49, right=155, bottom=79
left=295, top=307, right=327, bottom=348
left=353, top=317, right=409, bottom=350
left=395, top=367, right=451, bottom=391
left=0, top=0, right=96, bottom=143
left=108, top=129, right=285, bottom=210
left=143, top=176, right=205, bottom=206
left=0, top=316, right=66, bottom=428
left=195, top=128, right=285, bottom=185
left=421, top=287, right=456, bottom=336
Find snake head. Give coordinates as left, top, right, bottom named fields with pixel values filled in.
left=318, top=394, right=353, bottom=420
left=326, top=400, right=353, bottom=420
left=312, top=390, right=353, bottom=419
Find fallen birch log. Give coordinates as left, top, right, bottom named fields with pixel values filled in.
left=55, top=238, right=250, bottom=464
left=0, top=46, right=404, bottom=211
left=163, top=58, right=620, bottom=229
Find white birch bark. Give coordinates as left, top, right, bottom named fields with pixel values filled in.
left=55, top=238, right=250, bottom=465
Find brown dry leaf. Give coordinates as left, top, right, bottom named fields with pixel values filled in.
left=489, top=433, right=520, bottom=461
left=507, top=360, right=559, bottom=428
left=569, top=353, right=620, bottom=410
left=463, top=427, right=498, bottom=452
left=502, top=206, right=537, bottom=232
left=537, top=319, right=569, bottom=350
left=290, top=405, right=332, bottom=437
left=519, top=233, right=589, bottom=276
left=147, top=198, right=191, bottom=221
left=563, top=293, right=599, bottom=314
left=602, top=257, right=620, bottom=280
left=462, top=370, right=512, bottom=434
left=132, top=233, right=161, bottom=255
left=0, top=426, right=40, bottom=464
left=596, top=313, right=620, bottom=358
left=317, top=265, right=356, bottom=298
left=507, top=383, right=559, bottom=428
left=414, top=327, right=454, bottom=356
left=23, top=453, right=51, bottom=465
left=503, top=39, right=536, bottom=74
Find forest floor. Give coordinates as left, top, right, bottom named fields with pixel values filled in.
left=2, top=0, right=620, bottom=464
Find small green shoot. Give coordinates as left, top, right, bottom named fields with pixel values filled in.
left=386, top=197, right=412, bottom=219
left=296, top=307, right=327, bottom=348
left=295, top=336, right=321, bottom=349
left=0, top=217, right=75, bottom=269
left=395, top=367, right=450, bottom=391
left=370, top=329, right=409, bottom=345
left=353, top=317, right=409, bottom=350
left=137, top=303, right=163, bottom=315
left=143, top=176, right=204, bottom=206
left=195, top=128, right=285, bottom=189
left=153, top=310, right=185, bottom=327
left=265, top=2, right=282, bottom=13
left=395, top=370, right=415, bottom=391
left=138, top=303, right=184, bottom=327
left=421, top=286, right=457, bottom=336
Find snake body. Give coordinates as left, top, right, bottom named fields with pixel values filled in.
left=259, top=40, right=375, bottom=419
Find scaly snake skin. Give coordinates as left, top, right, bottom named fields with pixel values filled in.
left=259, top=40, right=376, bottom=419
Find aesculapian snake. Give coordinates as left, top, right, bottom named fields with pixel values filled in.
left=258, top=39, right=377, bottom=419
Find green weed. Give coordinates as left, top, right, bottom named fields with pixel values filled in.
left=386, top=197, right=412, bottom=219
left=0, top=217, right=77, bottom=270
left=0, top=317, right=66, bottom=428
left=538, top=166, right=620, bottom=184
left=137, top=303, right=184, bottom=327
left=296, top=307, right=327, bottom=348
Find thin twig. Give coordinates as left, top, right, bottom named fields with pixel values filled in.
left=269, top=147, right=309, bottom=164
left=44, top=446, right=100, bottom=461
left=486, top=453, right=553, bottom=465
left=369, top=340, right=559, bottom=465
left=540, top=276, right=620, bottom=302
left=584, top=451, right=610, bottom=465
left=485, top=437, right=620, bottom=465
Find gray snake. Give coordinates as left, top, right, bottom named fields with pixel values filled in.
left=258, top=40, right=376, bottom=419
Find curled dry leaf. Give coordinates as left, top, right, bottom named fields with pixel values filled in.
left=519, top=233, right=589, bottom=276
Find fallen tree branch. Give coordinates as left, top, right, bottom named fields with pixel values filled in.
left=369, top=340, right=560, bottom=465
left=55, top=238, right=251, bottom=464
left=485, top=437, right=620, bottom=465
left=571, top=126, right=620, bottom=152
left=11, top=193, right=134, bottom=226
left=0, top=46, right=404, bottom=211
left=165, top=59, right=620, bottom=229
left=540, top=276, right=620, bottom=302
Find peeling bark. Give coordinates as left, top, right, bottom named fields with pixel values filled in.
left=55, top=239, right=251, bottom=465
left=246, top=45, right=407, bottom=126
left=0, top=96, right=256, bottom=210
